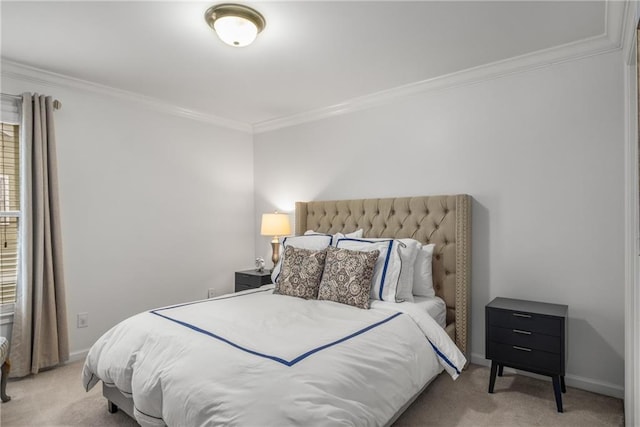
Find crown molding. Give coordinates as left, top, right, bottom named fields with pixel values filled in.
left=253, top=0, right=627, bottom=134
left=605, top=0, right=629, bottom=47
left=0, top=59, right=253, bottom=134
left=1, top=1, right=628, bottom=136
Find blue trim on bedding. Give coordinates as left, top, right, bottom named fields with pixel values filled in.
left=151, top=310, right=291, bottom=365
left=335, top=238, right=394, bottom=300
left=150, top=308, right=403, bottom=367
left=378, top=241, right=393, bottom=300
left=84, top=373, right=96, bottom=392
left=288, top=312, right=402, bottom=365
left=428, top=340, right=461, bottom=375
left=134, top=406, right=164, bottom=420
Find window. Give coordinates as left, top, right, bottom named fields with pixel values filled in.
left=0, top=122, right=19, bottom=305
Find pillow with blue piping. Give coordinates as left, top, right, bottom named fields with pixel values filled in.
left=335, top=238, right=421, bottom=303
left=304, top=229, right=364, bottom=245
left=271, top=234, right=333, bottom=284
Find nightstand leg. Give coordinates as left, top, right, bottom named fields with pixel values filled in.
left=552, top=376, right=564, bottom=413
left=497, top=364, right=504, bottom=377
left=488, top=361, right=498, bottom=393
left=560, top=376, right=566, bottom=393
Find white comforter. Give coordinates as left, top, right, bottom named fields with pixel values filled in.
left=83, top=286, right=466, bottom=426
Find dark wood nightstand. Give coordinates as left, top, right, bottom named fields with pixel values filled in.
left=235, top=269, right=272, bottom=292
left=486, top=297, right=568, bottom=412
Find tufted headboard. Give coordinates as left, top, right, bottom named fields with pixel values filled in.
left=295, top=195, right=471, bottom=359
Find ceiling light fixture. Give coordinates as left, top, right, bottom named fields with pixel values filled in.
left=204, top=3, right=265, bottom=48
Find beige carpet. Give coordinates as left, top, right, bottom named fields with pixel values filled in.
left=0, top=361, right=623, bottom=426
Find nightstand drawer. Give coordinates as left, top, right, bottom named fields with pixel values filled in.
left=235, top=271, right=272, bottom=287
left=235, top=283, right=258, bottom=293
left=488, top=309, right=562, bottom=336
left=487, top=341, right=562, bottom=374
left=488, top=326, right=561, bottom=353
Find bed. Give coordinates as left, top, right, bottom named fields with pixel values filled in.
left=83, top=194, right=471, bottom=426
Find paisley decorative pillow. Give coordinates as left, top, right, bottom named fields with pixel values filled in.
left=317, top=246, right=379, bottom=309
left=271, top=234, right=333, bottom=284
left=274, top=246, right=327, bottom=299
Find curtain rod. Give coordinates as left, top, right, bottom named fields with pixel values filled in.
left=1, top=92, right=62, bottom=110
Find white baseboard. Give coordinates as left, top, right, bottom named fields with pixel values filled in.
left=470, top=353, right=624, bottom=399
left=68, top=348, right=89, bottom=364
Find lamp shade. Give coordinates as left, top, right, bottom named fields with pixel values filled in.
left=260, top=213, right=291, bottom=236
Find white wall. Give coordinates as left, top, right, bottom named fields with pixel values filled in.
left=2, top=73, right=255, bottom=356
left=622, top=2, right=640, bottom=424
left=254, top=50, right=625, bottom=395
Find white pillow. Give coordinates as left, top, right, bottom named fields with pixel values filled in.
left=305, top=229, right=364, bottom=245
left=271, top=234, right=333, bottom=283
left=393, top=238, right=421, bottom=302
left=335, top=238, right=420, bottom=303
left=413, top=244, right=436, bottom=297
left=364, top=238, right=421, bottom=302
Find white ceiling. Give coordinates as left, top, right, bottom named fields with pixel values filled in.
left=1, top=1, right=606, bottom=127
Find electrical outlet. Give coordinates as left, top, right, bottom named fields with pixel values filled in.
left=208, top=288, right=217, bottom=298
left=77, top=312, right=88, bottom=328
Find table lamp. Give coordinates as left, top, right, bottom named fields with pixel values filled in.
left=260, top=212, right=291, bottom=270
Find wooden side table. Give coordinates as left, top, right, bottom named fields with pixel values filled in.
left=235, top=269, right=272, bottom=292
left=486, top=297, right=568, bottom=412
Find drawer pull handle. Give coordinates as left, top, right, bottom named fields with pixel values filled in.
left=513, top=329, right=532, bottom=335
left=512, top=313, right=531, bottom=318
left=513, top=345, right=532, bottom=352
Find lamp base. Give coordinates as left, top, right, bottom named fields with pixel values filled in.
left=271, top=237, right=280, bottom=269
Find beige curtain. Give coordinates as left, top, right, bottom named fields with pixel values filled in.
left=10, top=93, right=68, bottom=377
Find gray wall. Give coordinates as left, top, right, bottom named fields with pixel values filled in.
left=254, top=50, right=625, bottom=396
left=2, top=73, right=256, bottom=356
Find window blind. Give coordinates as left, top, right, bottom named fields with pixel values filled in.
left=0, top=96, right=20, bottom=125
left=0, top=123, right=19, bottom=304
